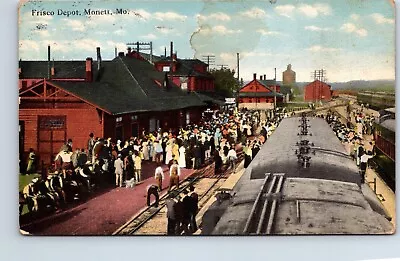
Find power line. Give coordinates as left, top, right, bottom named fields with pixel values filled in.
left=201, top=55, right=215, bottom=71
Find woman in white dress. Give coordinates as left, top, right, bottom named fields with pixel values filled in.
left=142, top=140, right=149, bottom=161
left=178, top=145, right=186, bottom=168
left=165, top=141, right=173, bottom=164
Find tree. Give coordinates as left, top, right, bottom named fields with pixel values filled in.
left=209, top=68, right=240, bottom=98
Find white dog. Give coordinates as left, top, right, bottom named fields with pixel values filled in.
left=125, top=178, right=136, bottom=188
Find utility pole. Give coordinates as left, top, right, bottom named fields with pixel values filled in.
left=236, top=53, right=240, bottom=109
left=310, top=69, right=327, bottom=103
left=201, top=55, right=215, bottom=71
left=126, top=41, right=154, bottom=63
left=274, top=67, right=277, bottom=110
left=237, top=53, right=240, bottom=81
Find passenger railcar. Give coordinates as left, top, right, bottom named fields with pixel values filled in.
left=373, top=107, right=395, bottom=190
left=201, top=116, right=393, bottom=235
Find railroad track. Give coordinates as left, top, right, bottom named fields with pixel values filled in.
left=114, top=156, right=243, bottom=235
left=114, top=164, right=218, bottom=235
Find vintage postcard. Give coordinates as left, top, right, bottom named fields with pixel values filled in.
left=18, top=0, right=395, bottom=236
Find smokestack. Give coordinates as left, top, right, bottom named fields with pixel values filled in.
left=164, top=47, right=167, bottom=57
left=236, top=53, right=240, bottom=81
left=260, top=75, right=262, bottom=80
left=274, top=68, right=277, bottom=81
left=149, top=42, right=153, bottom=64
left=170, top=41, right=173, bottom=59
left=47, top=45, right=51, bottom=79
left=170, top=41, right=173, bottom=73
left=96, top=47, right=102, bottom=71
left=263, top=74, right=266, bottom=80
left=85, top=57, right=93, bottom=82
left=115, top=47, right=117, bottom=58
left=253, top=73, right=256, bottom=80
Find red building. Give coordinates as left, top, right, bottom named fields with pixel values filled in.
left=304, top=80, right=332, bottom=102
left=238, top=73, right=284, bottom=110
left=19, top=46, right=208, bottom=166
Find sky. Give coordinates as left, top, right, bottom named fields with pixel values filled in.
left=18, top=0, right=395, bottom=82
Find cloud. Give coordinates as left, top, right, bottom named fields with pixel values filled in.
left=350, top=14, right=360, bottom=21
left=370, top=13, right=394, bottom=24
left=19, top=40, right=40, bottom=52
left=197, top=12, right=231, bottom=21
left=154, top=11, right=187, bottom=21
left=340, top=23, right=368, bottom=37
left=141, top=33, right=157, bottom=40
left=275, top=5, right=295, bottom=18
left=256, top=29, right=282, bottom=36
left=212, top=25, right=242, bottom=34
left=306, top=45, right=341, bottom=52
left=298, top=3, right=332, bottom=18
left=239, top=7, right=267, bottom=19
left=62, top=19, right=85, bottom=32
left=41, top=40, right=71, bottom=53
left=74, top=39, right=102, bottom=52
left=155, top=26, right=175, bottom=34
left=197, top=25, right=242, bottom=36
left=106, top=41, right=127, bottom=52
left=304, top=25, right=332, bottom=32
left=114, top=29, right=126, bottom=36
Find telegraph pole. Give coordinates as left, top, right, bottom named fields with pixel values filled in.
left=126, top=41, right=154, bottom=63
left=201, top=55, right=215, bottom=71
left=274, top=67, right=277, bottom=110
left=310, top=69, right=327, bottom=102
left=236, top=53, right=240, bottom=109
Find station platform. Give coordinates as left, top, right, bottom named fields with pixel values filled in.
left=20, top=161, right=196, bottom=235
left=334, top=105, right=396, bottom=226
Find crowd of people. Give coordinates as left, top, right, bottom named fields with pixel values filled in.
left=324, top=107, right=376, bottom=184
left=21, top=107, right=288, bottom=235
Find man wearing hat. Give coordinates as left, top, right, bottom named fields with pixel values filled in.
left=114, top=154, right=124, bottom=187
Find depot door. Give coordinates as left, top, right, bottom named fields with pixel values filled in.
left=38, top=116, right=66, bottom=166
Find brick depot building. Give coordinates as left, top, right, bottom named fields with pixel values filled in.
left=304, top=80, right=332, bottom=102
left=238, top=73, right=284, bottom=110
left=19, top=47, right=213, bottom=166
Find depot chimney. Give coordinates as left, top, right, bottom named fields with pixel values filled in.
left=96, top=47, right=102, bottom=71
left=85, top=57, right=93, bottom=82
left=264, top=74, right=266, bottom=80
left=47, top=45, right=51, bottom=79
left=253, top=73, right=256, bottom=80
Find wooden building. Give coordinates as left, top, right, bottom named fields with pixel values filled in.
left=19, top=47, right=209, bottom=166
left=304, top=80, right=332, bottom=102
left=238, top=73, right=284, bottom=110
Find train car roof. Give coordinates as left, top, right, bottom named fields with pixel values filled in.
left=203, top=116, right=393, bottom=235
left=246, top=117, right=360, bottom=185
left=380, top=119, right=396, bottom=132
left=210, top=177, right=393, bottom=235
left=384, top=107, right=396, bottom=114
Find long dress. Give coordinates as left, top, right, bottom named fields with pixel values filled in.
left=165, top=144, right=173, bottom=164
left=172, top=144, right=179, bottom=162
left=178, top=146, right=186, bottom=168
left=142, top=141, right=149, bottom=161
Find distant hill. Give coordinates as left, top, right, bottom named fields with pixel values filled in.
left=277, top=80, right=395, bottom=92
left=243, top=80, right=395, bottom=93
left=329, top=80, right=395, bottom=91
